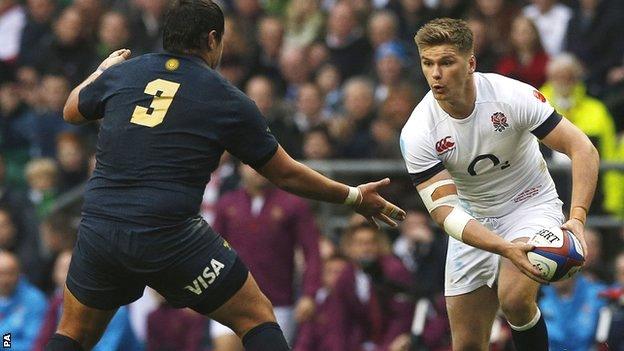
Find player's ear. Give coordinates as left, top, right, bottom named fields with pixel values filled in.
left=207, top=30, right=219, bottom=51
left=469, top=54, right=476, bottom=74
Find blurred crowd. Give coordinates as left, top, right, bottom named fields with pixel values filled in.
left=2, top=0, right=624, bottom=350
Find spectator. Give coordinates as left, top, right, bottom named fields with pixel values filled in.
left=0, top=251, right=47, bottom=351
left=466, top=18, right=500, bottom=73
left=394, top=0, right=435, bottom=44
left=0, top=0, right=25, bottom=64
left=19, top=0, right=56, bottom=66
left=73, top=0, right=104, bottom=39
left=33, top=6, right=95, bottom=86
left=468, top=0, right=519, bottom=56
left=522, top=0, right=572, bottom=56
left=323, top=223, right=414, bottom=351
left=279, top=45, right=313, bottom=102
left=127, top=0, right=168, bottom=53
left=371, top=118, right=401, bottom=158
left=0, top=207, right=18, bottom=253
left=284, top=0, right=324, bottom=48
left=603, top=252, right=624, bottom=350
left=33, top=251, right=144, bottom=351
left=319, top=235, right=338, bottom=260
left=33, top=250, right=72, bottom=351
left=495, top=16, right=549, bottom=88
left=294, top=254, right=350, bottom=351
left=325, top=1, right=372, bottom=79
left=540, top=54, right=622, bottom=215
left=250, top=16, right=285, bottom=89
left=564, top=0, right=624, bottom=97
left=55, top=132, right=89, bottom=193
left=604, top=56, right=624, bottom=132
left=435, top=0, right=470, bottom=19
left=200, top=153, right=239, bottom=225
left=15, top=66, right=40, bottom=108
left=34, top=213, right=76, bottom=293
left=315, top=64, right=343, bottom=116
left=582, top=228, right=610, bottom=282
left=0, top=82, right=31, bottom=180
left=95, top=11, right=133, bottom=64
left=24, top=74, right=73, bottom=158
left=374, top=41, right=411, bottom=102
left=211, top=164, right=322, bottom=347
left=367, top=10, right=401, bottom=50
left=93, top=310, right=143, bottom=349
left=615, top=252, right=624, bottom=287
left=232, top=0, right=264, bottom=46
left=378, top=82, right=421, bottom=132
left=127, top=288, right=161, bottom=347
left=392, top=209, right=446, bottom=296
left=331, top=77, right=377, bottom=158
left=218, top=15, right=251, bottom=88
left=25, top=158, right=58, bottom=219
left=416, top=294, right=453, bottom=351
left=302, top=126, right=335, bottom=160
left=540, top=273, right=606, bottom=351
left=245, top=75, right=301, bottom=158
left=0, top=155, right=39, bottom=264
left=0, top=206, right=40, bottom=284
left=307, top=41, right=330, bottom=74
left=147, top=299, right=205, bottom=351
left=293, top=83, right=330, bottom=134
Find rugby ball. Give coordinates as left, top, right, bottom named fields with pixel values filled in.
left=527, top=226, right=585, bottom=282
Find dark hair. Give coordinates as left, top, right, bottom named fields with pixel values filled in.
left=163, top=0, right=224, bottom=54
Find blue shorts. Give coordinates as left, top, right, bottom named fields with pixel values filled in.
left=66, top=216, right=248, bottom=313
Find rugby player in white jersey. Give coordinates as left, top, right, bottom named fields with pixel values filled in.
left=400, top=18, right=599, bottom=351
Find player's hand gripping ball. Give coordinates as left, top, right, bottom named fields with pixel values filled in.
left=527, top=226, right=585, bottom=282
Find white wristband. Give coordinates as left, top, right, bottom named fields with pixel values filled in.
left=343, top=186, right=361, bottom=206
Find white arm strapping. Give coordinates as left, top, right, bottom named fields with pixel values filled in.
left=418, top=179, right=458, bottom=213
left=417, top=179, right=473, bottom=242
left=443, top=207, right=472, bottom=242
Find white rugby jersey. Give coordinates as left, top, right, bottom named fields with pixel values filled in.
left=400, top=73, right=562, bottom=218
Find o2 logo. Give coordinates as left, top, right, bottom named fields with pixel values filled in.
left=467, top=154, right=510, bottom=176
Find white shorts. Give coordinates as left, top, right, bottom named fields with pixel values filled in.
left=444, top=200, right=564, bottom=296
left=210, top=305, right=295, bottom=343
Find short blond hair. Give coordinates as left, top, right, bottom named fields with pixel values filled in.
left=415, top=18, right=473, bottom=54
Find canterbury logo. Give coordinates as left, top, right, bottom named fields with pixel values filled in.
left=435, top=136, right=455, bottom=155
left=184, top=259, right=226, bottom=295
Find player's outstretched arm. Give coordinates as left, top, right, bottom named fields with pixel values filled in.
left=257, top=146, right=406, bottom=227
left=63, top=49, right=132, bottom=124
left=540, top=117, right=599, bottom=257
left=416, top=170, right=547, bottom=283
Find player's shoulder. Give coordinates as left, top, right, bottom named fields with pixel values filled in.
left=104, top=53, right=158, bottom=75
left=135, top=53, right=241, bottom=95
left=475, top=72, right=543, bottom=106
left=400, top=91, right=440, bottom=141
left=476, top=73, right=533, bottom=98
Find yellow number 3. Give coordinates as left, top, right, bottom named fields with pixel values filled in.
left=131, top=79, right=180, bottom=127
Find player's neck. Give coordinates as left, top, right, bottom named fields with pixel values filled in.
left=439, top=77, right=476, bottom=119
